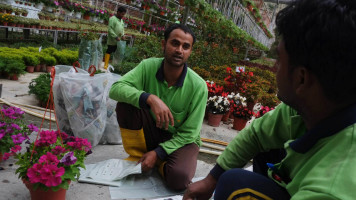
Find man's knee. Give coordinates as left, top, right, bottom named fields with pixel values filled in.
left=165, top=164, right=192, bottom=191
left=116, top=102, right=142, bottom=130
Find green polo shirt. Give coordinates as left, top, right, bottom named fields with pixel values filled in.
left=211, top=103, right=356, bottom=199
left=107, top=16, right=124, bottom=46
left=109, top=57, right=208, bottom=158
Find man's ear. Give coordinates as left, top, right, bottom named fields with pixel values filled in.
left=294, top=67, right=314, bottom=96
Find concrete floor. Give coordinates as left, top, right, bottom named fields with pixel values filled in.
left=0, top=72, right=245, bottom=200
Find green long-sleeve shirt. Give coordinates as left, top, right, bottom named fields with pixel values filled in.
left=214, top=102, right=356, bottom=199
left=109, top=57, right=208, bottom=157
left=107, top=16, right=124, bottom=46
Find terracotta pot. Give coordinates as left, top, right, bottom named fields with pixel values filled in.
left=41, top=64, right=46, bottom=72
left=2, top=22, right=8, bottom=26
left=9, top=74, right=18, bottom=80
left=233, top=117, right=248, bottom=131
left=221, top=111, right=230, bottom=122
left=35, top=65, right=42, bottom=72
left=26, top=66, right=35, bottom=73
left=23, top=179, right=70, bottom=200
left=207, top=112, right=223, bottom=127
left=83, top=14, right=90, bottom=20
left=179, top=0, right=185, bottom=6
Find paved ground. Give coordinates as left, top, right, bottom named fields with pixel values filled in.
left=0, top=72, right=248, bottom=200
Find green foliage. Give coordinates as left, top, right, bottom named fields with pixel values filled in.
left=42, top=55, right=56, bottom=66
left=53, top=50, right=78, bottom=65
left=4, top=58, right=26, bottom=76
left=28, top=73, right=50, bottom=104
left=22, top=54, right=40, bottom=66
left=113, top=62, right=137, bottom=75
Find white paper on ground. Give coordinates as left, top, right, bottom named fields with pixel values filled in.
left=78, top=159, right=142, bottom=187
left=109, top=172, right=205, bottom=200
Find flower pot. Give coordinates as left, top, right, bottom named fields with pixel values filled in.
left=83, top=13, right=90, bottom=20
left=0, top=152, right=3, bottom=163
left=2, top=22, right=8, bottom=26
left=233, top=117, right=248, bottom=131
left=9, top=74, right=18, bottom=80
left=221, top=111, right=230, bottom=122
left=207, top=112, right=223, bottom=127
left=26, top=66, right=35, bottom=73
left=35, top=65, right=42, bottom=72
left=179, top=0, right=185, bottom=6
left=23, top=179, right=70, bottom=200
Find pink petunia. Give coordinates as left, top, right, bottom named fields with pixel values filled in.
left=0, top=130, right=5, bottom=140
left=52, top=146, right=67, bottom=155
left=27, top=124, right=38, bottom=132
left=11, top=134, right=26, bottom=144
left=27, top=163, right=43, bottom=183
left=38, top=152, right=59, bottom=165
left=0, top=122, right=6, bottom=127
left=3, top=152, right=11, bottom=160
left=11, top=145, right=21, bottom=153
left=40, top=165, right=65, bottom=187
left=11, top=123, right=21, bottom=130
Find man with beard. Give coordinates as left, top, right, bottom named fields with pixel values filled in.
left=109, top=23, right=208, bottom=191
left=184, top=0, right=356, bottom=199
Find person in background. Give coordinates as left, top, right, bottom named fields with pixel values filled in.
left=109, top=23, right=208, bottom=191
left=104, top=6, right=126, bottom=69
left=184, top=0, right=356, bottom=199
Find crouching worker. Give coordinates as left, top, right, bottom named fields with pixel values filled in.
left=109, top=23, right=208, bottom=191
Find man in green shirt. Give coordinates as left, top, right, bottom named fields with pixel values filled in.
left=109, top=24, right=208, bottom=191
left=104, top=6, right=126, bottom=69
left=184, top=0, right=356, bottom=199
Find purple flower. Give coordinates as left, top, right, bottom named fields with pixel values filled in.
left=11, top=123, right=21, bottom=130
left=11, top=133, right=26, bottom=144
left=0, top=122, right=6, bottom=127
left=60, top=151, right=77, bottom=166
left=0, top=131, right=5, bottom=140
left=2, top=109, right=15, bottom=118
left=14, top=107, right=24, bottom=115
left=27, top=124, right=38, bottom=132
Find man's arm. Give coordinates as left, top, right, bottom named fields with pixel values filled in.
left=109, top=61, right=146, bottom=107
left=183, top=103, right=302, bottom=199
left=108, top=17, right=119, bottom=40
left=157, top=82, right=208, bottom=159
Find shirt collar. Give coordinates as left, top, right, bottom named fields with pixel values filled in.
left=155, top=59, right=187, bottom=87
left=290, top=103, right=356, bottom=153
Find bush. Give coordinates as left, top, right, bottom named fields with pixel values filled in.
left=22, top=54, right=40, bottom=66
left=113, top=61, right=137, bottom=75
left=42, top=55, right=56, bottom=66
left=28, top=73, right=51, bottom=106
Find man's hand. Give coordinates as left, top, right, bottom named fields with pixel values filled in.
left=138, top=151, right=158, bottom=172
left=183, top=174, right=217, bottom=200
left=116, top=36, right=121, bottom=41
left=147, top=95, right=174, bottom=130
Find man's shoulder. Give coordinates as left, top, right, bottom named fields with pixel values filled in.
left=139, top=57, right=163, bottom=68
left=186, top=67, right=207, bottom=89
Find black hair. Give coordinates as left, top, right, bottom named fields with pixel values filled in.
left=117, top=6, right=127, bottom=13
left=164, top=23, right=196, bottom=45
left=276, top=0, right=356, bottom=102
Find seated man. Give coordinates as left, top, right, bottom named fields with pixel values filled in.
left=184, top=0, right=356, bottom=199
left=109, top=24, right=208, bottom=191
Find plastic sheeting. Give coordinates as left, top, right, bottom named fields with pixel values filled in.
left=78, top=37, right=103, bottom=71
left=112, top=40, right=126, bottom=66
left=53, top=65, right=121, bottom=146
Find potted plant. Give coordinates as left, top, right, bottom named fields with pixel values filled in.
left=23, top=54, right=40, bottom=73
left=0, top=106, right=37, bottom=162
left=28, top=73, right=50, bottom=107
left=4, top=58, right=26, bottom=80
left=21, top=9, right=28, bottom=17
left=255, top=105, right=275, bottom=118
left=14, top=129, right=92, bottom=200
left=43, top=55, right=56, bottom=72
left=206, top=95, right=230, bottom=127
left=232, top=104, right=254, bottom=131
